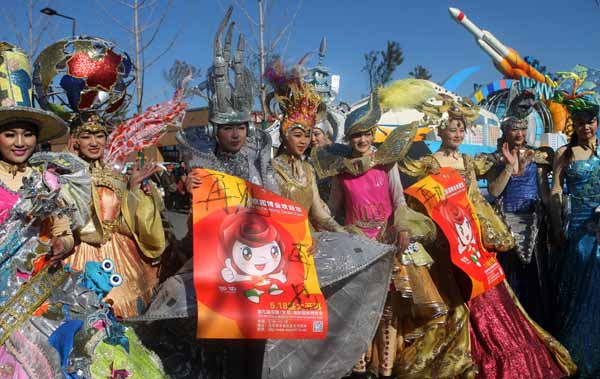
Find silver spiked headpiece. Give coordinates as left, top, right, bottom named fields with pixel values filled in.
left=208, top=7, right=253, bottom=125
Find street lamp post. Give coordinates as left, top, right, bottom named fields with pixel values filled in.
left=40, top=7, right=76, bottom=39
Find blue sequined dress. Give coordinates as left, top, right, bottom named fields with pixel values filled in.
left=495, top=161, right=548, bottom=325
left=556, top=151, right=600, bottom=378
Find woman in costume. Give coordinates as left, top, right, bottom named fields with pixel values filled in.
left=483, top=116, right=552, bottom=324
left=266, top=60, right=346, bottom=234
left=399, top=99, right=575, bottom=379
left=0, top=42, right=166, bottom=379
left=311, top=87, right=447, bottom=379
left=65, top=115, right=166, bottom=318
left=310, top=111, right=334, bottom=202
left=550, top=96, right=600, bottom=378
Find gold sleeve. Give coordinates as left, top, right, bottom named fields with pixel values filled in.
left=394, top=205, right=437, bottom=243
left=121, top=184, right=166, bottom=259
left=471, top=153, right=495, bottom=178
left=398, top=155, right=436, bottom=179
left=487, top=161, right=514, bottom=198
left=50, top=214, right=74, bottom=253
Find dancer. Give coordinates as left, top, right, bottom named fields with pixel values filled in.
left=0, top=42, right=166, bottom=378
left=483, top=116, right=552, bottom=324
left=400, top=100, right=575, bottom=379
left=310, top=111, right=334, bottom=201
left=312, top=89, right=446, bottom=379
left=550, top=96, right=600, bottom=378
left=141, top=19, right=397, bottom=379
left=267, top=61, right=346, bottom=233
left=65, top=115, right=166, bottom=318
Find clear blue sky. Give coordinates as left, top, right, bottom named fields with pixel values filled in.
left=1, top=0, right=599, bottom=111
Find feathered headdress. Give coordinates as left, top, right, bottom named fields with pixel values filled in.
left=265, top=58, right=321, bottom=135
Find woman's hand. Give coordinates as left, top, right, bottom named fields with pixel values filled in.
left=129, top=163, right=161, bottom=194
left=502, top=142, right=518, bottom=168
left=396, top=231, right=410, bottom=252
left=185, top=172, right=203, bottom=193
left=48, top=238, right=71, bottom=264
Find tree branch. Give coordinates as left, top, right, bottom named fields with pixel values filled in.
left=116, top=0, right=135, bottom=8
left=143, top=30, right=180, bottom=69
left=140, top=0, right=173, bottom=41
left=95, top=0, right=134, bottom=33
left=233, top=0, right=258, bottom=26
left=1, top=9, right=25, bottom=47
left=271, top=0, right=303, bottom=56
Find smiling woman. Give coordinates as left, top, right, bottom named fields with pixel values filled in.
left=0, top=123, right=38, bottom=164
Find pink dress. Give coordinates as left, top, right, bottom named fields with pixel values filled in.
left=0, top=186, right=31, bottom=379
left=339, top=167, right=392, bottom=239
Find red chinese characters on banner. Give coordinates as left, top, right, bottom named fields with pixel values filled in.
left=405, top=167, right=505, bottom=299
left=192, top=169, right=328, bottom=339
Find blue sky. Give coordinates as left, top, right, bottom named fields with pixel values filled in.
left=1, top=0, right=599, bottom=110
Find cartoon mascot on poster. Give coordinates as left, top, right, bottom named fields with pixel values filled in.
left=219, top=210, right=288, bottom=304
left=439, top=200, right=483, bottom=268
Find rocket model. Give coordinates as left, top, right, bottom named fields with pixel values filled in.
left=449, top=7, right=554, bottom=87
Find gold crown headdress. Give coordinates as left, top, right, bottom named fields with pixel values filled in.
left=438, top=99, right=480, bottom=130
left=266, top=58, right=321, bottom=135
left=72, top=114, right=108, bottom=137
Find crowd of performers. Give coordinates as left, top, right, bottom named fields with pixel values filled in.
left=1, top=9, right=600, bottom=379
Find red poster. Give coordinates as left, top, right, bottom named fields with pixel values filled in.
left=192, top=169, right=327, bottom=339
left=405, top=167, right=505, bottom=299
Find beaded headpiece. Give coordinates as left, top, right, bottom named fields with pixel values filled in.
left=501, top=116, right=528, bottom=130
left=72, top=114, right=108, bottom=137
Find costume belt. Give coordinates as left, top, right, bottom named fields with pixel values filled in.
left=0, top=265, right=68, bottom=345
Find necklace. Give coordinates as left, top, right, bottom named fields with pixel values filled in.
left=439, top=146, right=460, bottom=159
left=0, top=160, right=26, bottom=178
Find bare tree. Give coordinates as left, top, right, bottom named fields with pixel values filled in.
left=362, top=41, right=404, bottom=92
left=95, top=0, right=179, bottom=114
left=163, top=60, right=201, bottom=99
left=408, top=65, right=432, bottom=80
left=0, top=0, right=59, bottom=61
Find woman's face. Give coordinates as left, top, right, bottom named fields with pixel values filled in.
left=574, top=115, right=598, bottom=142
left=0, top=124, right=37, bottom=164
left=439, top=119, right=465, bottom=149
left=76, top=131, right=107, bottom=160
left=349, top=130, right=374, bottom=156
left=505, top=127, right=527, bottom=147
left=285, top=127, right=311, bottom=157
left=311, top=128, right=329, bottom=148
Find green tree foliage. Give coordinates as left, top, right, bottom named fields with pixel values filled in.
left=362, top=41, right=404, bottom=91
left=408, top=65, right=432, bottom=80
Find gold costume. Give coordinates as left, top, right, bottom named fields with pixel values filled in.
left=65, top=161, right=165, bottom=318
left=398, top=153, right=575, bottom=379
left=273, top=153, right=346, bottom=233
